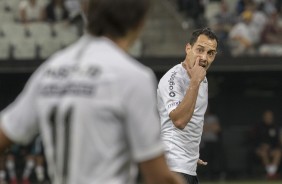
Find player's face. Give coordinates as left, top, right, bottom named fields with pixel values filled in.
left=185, top=35, right=217, bottom=71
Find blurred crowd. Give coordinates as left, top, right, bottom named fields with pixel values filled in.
left=16, top=0, right=83, bottom=34
left=1, top=0, right=282, bottom=58
left=176, top=0, right=282, bottom=57
left=1, top=0, right=82, bottom=28
left=0, top=0, right=82, bottom=60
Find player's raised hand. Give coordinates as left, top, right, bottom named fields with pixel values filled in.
left=184, top=57, right=206, bottom=84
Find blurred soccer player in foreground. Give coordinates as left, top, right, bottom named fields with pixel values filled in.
left=0, top=0, right=184, bottom=184
left=157, top=28, right=218, bottom=184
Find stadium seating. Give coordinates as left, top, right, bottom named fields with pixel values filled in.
left=0, top=11, right=15, bottom=23
left=1, top=23, right=28, bottom=41
left=27, top=22, right=53, bottom=40
left=52, top=22, right=79, bottom=47
left=38, top=37, right=62, bottom=59
left=11, top=37, right=37, bottom=60
left=0, top=36, right=11, bottom=59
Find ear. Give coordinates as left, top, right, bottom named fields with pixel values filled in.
left=185, top=43, right=191, bottom=54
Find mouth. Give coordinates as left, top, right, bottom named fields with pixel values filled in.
left=199, top=62, right=207, bottom=68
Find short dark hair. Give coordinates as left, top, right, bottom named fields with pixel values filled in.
left=86, top=0, right=150, bottom=38
left=189, top=27, right=218, bottom=46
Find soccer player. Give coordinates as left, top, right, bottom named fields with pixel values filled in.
left=0, top=0, right=184, bottom=184
left=157, top=28, right=219, bottom=184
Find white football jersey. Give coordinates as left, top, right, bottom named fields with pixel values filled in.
left=0, top=35, right=164, bottom=184
left=157, top=63, right=208, bottom=176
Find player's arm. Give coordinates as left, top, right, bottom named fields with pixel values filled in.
left=169, top=58, right=205, bottom=129
left=139, top=154, right=185, bottom=184
left=0, top=127, right=13, bottom=153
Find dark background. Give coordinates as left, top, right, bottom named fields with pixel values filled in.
left=0, top=56, right=282, bottom=180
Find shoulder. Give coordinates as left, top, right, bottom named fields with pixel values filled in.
left=123, top=57, right=157, bottom=86
left=47, top=36, right=85, bottom=64
left=159, top=64, right=185, bottom=86
left=31, top=38, right=84, bottom=80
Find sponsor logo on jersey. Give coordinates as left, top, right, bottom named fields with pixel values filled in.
left=45, top=66, right=101, bottom=79
left=168, top=71, right=177, bottom=98
left=41, top=66, right=101, bottom=96
left=167, top=101, right=180, bottom=109
left=40, top=83, right=96, bottom=96
left=169, top=92, right=175, bottom=97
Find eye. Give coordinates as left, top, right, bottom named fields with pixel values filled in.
left=208, top=51, right=216, bottom=57
left=197, top=48, right=204, bottom=53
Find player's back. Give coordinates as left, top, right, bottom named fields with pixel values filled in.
left=35, top=35, right=156, bottom=184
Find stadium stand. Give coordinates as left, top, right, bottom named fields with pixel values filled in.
left=11, top=37, right=37, bottom=60
left=0, top=37, right=11, bottom=60
left=27, top=22, right=53, bottom=40
left=37, top=37, right=62, bottom=59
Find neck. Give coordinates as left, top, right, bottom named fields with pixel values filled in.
left=109, top=29, right=139, bottom=52
left=114, top=38, right=131, bottom=52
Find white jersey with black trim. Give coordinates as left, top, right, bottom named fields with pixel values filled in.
left=0, top=34, right=164, bottom=184
left=157, top=63, right=208, bottom=176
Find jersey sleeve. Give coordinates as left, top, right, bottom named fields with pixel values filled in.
left=124, top=71, right=164, bottom=162
left=0, top=70, right=41, bottom=145
left=157, top=72, right=184, bottom=115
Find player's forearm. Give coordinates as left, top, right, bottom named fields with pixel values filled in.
left=169, top=81, right=200, bottom=129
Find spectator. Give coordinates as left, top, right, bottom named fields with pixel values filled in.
left=64, top=0, right=84, bottom=35
left=259, top=9, right=282, bottom=55
left=18, top=0, right=45, bottom=24
left=252, top=110, right=281, bottom=180
left=245, top=1, right=267, bottom=45
left=64, top=0, right=81, bottom=21
left=262, top=0, right=277, bottom=15
left=45, top=0, right=69, bottom=23
left=200, top=106, right=225, bottom=181
left=209, top=1, right=237, bottom=55
left=228, top=10, right=256, bottom=56
left=236, top=0, right=254, bottom=15
left=261, top=10, right=282, bottom=44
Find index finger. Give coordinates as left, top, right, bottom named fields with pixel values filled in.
left=193, top=56, right=200, bottom=68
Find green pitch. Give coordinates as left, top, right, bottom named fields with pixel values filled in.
left=202, top=181, right=282, bottom=184
left=139, top=181, right=282, bottom=184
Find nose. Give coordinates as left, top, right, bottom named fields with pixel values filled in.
left=199, top=52, right=208, bottom=61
